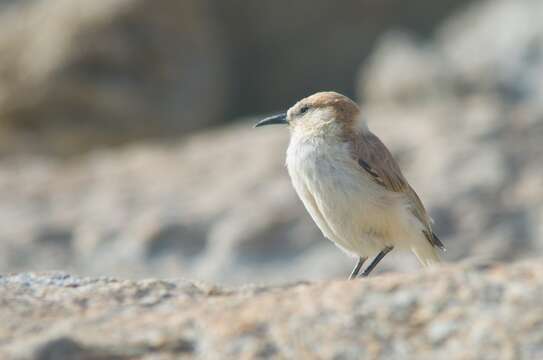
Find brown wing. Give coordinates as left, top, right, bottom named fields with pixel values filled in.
left=354, top=132, right=407, bottom=193
left=352, top=132, right=445, bottom=250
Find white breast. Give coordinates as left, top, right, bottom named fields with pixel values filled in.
left=286, top=133, right=410, bottom=258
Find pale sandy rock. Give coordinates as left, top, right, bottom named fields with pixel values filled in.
left=1, top=261, right=542, bottom=359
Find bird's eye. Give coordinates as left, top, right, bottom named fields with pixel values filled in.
left=300, top=106, right=309, bottom=114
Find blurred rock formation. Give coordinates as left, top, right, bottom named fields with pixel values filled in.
left=0, top=0, right=229, bottom=153
left=0, top=0, right=469, bottom=153
left=358, top=0, right=543, bottom=265
left=0, top=0, right=542, bottom=285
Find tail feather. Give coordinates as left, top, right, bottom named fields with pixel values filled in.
left=423, top=230, right=446, bottom=250
left=412, top=244, right=441, bottom=267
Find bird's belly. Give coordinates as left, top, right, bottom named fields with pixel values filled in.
left=310, top=173, right=399, bottom=256
left=287, top=143, right=406, bottom=258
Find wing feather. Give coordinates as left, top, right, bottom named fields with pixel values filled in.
left=352, top=132, right=407, bottom=193
left=351, top=132, right=444, bottom=249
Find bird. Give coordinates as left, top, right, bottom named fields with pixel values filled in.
left=255, top=91, right=445, bottom=279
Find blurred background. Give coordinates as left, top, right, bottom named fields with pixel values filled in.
left=0, top=0, right=541, bottom=285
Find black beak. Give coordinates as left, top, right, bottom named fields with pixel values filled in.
left=254, top=113, right=288, bottom=128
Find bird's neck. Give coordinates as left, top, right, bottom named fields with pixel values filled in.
left=289, top=121, right=352, bottom=146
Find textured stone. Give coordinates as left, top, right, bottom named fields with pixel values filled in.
left=1, top=261, right=542, bottom=359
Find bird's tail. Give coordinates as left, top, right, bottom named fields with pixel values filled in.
left=411, top=244, right=442, bottom=267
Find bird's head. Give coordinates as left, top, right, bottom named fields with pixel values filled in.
left=255, top=91, right=364, bottom=139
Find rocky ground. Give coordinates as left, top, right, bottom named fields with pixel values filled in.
left=1, top=260, right=542, bottom=359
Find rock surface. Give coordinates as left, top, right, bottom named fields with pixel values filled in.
left=1, top=260, right=542, bottom=359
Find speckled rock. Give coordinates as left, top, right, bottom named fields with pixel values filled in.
left=1, top=260, right=542, bottom=359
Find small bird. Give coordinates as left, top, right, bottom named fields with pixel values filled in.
left=255, top=91, right=444, bottom=279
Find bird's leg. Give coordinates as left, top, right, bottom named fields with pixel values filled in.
left=349, top=257, right=367, bottom=280
left=360, top=246, right=394, bottom=277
